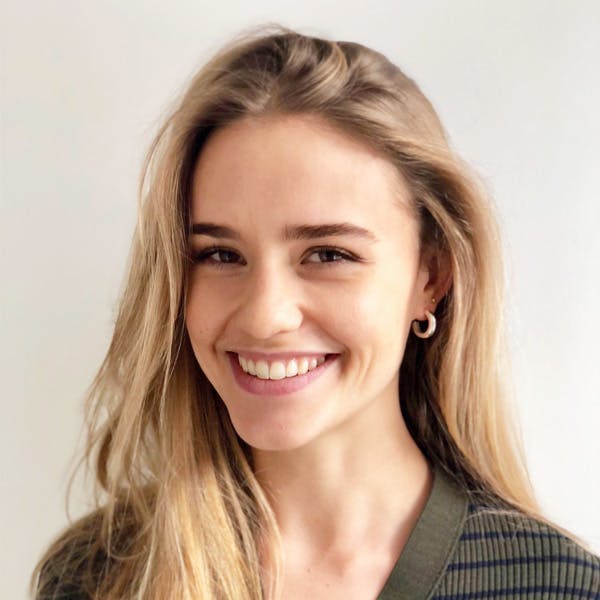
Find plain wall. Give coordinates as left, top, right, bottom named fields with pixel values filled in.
left=2, top=1, right=599, bottom=597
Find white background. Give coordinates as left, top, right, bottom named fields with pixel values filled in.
left=2, top=1, right=599, bottom=597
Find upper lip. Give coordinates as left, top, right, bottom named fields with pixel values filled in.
left=228, top=350, right=337, bottom=361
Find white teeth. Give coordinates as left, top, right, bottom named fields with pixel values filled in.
left=285, top=359, right=298, bottom=377
left=237, top=354, right=329, bottom=379
left=269, top=362, right=286, bottom=380
left=255, top=360, right=270, bottom=379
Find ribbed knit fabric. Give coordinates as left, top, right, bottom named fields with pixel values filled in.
left=431, top=502, right=600, bottom=599
left=378, top=464, right=600, bottom=599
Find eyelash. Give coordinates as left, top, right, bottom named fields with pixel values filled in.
left=192, top=245, right=359, bottom=268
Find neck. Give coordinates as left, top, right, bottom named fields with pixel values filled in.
left=252, top=397, right=433, bottom=565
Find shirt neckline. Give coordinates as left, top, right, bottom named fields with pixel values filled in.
left=376, top=462, right=469, bottom=599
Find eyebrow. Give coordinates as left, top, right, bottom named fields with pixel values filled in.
left=190, top=222, right=379, bottom=243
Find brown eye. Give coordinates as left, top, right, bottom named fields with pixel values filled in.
left=193, top=247, right=244, bottom=267
left=304, top=247, right=356, bottom=264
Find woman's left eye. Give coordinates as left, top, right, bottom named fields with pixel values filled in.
left=304, top=247, right=356, bottom=264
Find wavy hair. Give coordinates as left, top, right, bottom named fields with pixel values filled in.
left=32, top=24, right=583, bottom=600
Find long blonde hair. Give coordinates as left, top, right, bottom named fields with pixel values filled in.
left=32, top=24, right=581, bottom=599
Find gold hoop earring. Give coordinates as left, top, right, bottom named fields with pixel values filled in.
left=412, top=310, right=436, bottom=339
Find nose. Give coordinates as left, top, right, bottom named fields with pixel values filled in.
left=234, top=260, right=304, bottom=341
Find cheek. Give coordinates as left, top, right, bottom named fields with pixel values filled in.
left=358, top=266, right=415, bottom=323
left=185, top=282, right=223, bottom=351
left=185, top=288, right=227, bottom=388
left=318, top=273, right=411, bottom=353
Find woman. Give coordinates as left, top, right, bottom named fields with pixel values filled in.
left=33, top=25, right=600, bottom=599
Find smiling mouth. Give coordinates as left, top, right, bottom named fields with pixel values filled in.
left=227, top=352, right=339, bottom=396
left=236, top=353, right=329, bottom=380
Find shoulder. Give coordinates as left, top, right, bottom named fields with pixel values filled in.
left=34, top=506, right=136, bottom=600
left=35, top=509, right=103, bottom=599
left=433, top=501, right=600, bottom=599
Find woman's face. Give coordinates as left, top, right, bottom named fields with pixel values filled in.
left=185, top=114, right=433, bottom=451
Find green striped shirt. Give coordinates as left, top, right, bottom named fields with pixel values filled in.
left=378, top=464, right=600, bottom=599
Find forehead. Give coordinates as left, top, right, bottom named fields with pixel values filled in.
left=190, top=114, right=414, bottom=230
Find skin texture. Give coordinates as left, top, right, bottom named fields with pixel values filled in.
left=185, top=114, right=449, bottom=598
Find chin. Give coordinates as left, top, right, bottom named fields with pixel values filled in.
left=229, top=414, right=319, bottom=453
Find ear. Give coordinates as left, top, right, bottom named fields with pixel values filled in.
left=415, top=247, right=452, bottom=319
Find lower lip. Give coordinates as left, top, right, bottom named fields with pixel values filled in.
left=227, top=352, right=339, bottom=396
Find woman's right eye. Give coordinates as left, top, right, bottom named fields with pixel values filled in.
left=193, top=247, right=244, bottom=267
